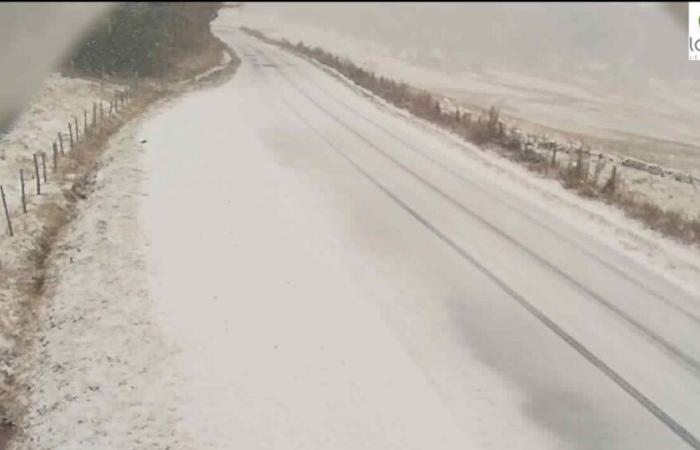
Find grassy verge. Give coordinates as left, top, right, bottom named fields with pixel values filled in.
left=0, top=24, right=239, bottom=448
left=241, top=27, right=700, bottom=249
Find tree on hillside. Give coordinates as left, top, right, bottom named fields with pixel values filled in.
left=67, top=2, right=222, bottom=77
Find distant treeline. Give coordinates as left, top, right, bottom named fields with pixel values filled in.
left=67, top=2, right=222, bottom=77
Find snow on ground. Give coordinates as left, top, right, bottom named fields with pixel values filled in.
left=0, top=49, right=237, bottom=430
left=6, top=15, right=700, bottom=450
left=137, top=51, right=485, bottom=450
left=0, top=74, right=120, bottom=200
left=0, top=73, right=122, bottom=427
left=10, top=62, right=484, bottom=450
left=8, top=116, right=187, bottom=450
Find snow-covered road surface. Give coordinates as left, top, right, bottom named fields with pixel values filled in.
left=135, top=28, right=700, bottom=449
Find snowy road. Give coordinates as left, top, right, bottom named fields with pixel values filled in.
left=138, top=28, right=700, bottom=450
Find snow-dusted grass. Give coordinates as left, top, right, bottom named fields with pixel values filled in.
left=0, top=33, right=239, bottom=437
left=0, top=34, right=238, bottom=446
left=0, top=74, right=125, bottom=430
left=0, top=74, right=121, bottom=202
left=8, top=119, right=185, bottom=450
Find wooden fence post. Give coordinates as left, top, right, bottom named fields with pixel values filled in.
left=41, top=153, right=47, bottom=183
left=53, top=143, right=58, bottom=172
left=74, top=116, right=80, bottom=143
left=58, top=132, right=64, bottom=155
left=0, top=186, right=12, bottom=237
left=92, top=102, right=97, bottom=130
left=84, top=110, right=88, bottom=137
left=33, top=154, right=41, bottom=195
left=68, top=123, right=74, bottom=150
left=19, top=169, right=26, bottom=213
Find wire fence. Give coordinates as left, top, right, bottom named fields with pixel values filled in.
left=0, top=80, right=138, bottom=238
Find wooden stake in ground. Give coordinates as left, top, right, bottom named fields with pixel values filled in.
left=92, top=102, right=97, bottom=130
left=33, top=154, right=41, bottom=195
left=84, top=110, right=89, bottom=137
left=53, top=142, right=58, bottom=172
left=0, top=185, right=13, bottom=237
left=58, top=132, right=64, bottom=155
left=68, top=123, right=74, bottom=150
left=19, top=169, right=26, bottom=213
left=74, top=116, right=80, bottom=143
left=41, top=152, right=47, bottom=183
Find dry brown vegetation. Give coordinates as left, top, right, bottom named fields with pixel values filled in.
left=0, top=82, right=160, bottom=441
left=241, top=27, right=700, bottom=249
